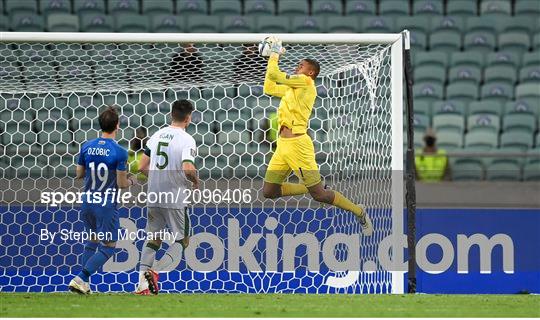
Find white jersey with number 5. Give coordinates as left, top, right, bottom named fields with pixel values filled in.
left=145, top=126, right=196, bottom=209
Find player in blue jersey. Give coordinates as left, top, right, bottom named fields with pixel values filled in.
left=68, top=106, right=134, bottom=294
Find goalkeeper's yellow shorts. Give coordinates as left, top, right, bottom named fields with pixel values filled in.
left=264, top=134, right=321, bottom=188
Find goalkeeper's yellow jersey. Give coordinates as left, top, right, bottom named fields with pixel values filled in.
left=263, top=55, right=317, bottom=135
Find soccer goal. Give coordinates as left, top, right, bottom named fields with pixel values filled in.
left=0, top=32, right=412, bottom=294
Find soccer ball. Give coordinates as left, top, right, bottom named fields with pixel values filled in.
left=258, top=37, right=273, bottom=57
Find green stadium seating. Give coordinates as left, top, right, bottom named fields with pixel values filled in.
left=498, top=32, right=531, bottom=54
left=413, top=114, right=430, bottom=132
left=186, top=14, right=219, bottom=33
left=312, top=0, right=342, bottom=16
left=211, top=0, right=241, bottom=15
left=108, top=0, right=139, bottom=15
left=80, top=13, right=113, bottom=32
left=446, top=82, right=479, bottom=103
left=5, top=0, right=37, bottom=15
left=379, top=0, right=409, bottom=17
left=430, top=30, right=461, bottom=51
left=465, top=130, right=498, bottom=149
left=468, top=114, right=500, bottom=133
left=500, top=131, right=534, bottom=150
left=432, top=100, right=466, bottom=115
left=450, top=51, right=484, bottom=69
left=502, top=113, right=536, bottom=133
left=409, top=31, right=428, bottom=50
left=277, top=0, right=309, bottom=17
left=486, top=51, right=520, bottom=68
left=292, top=16, right=325, bottom=33
left=452, top=162, right=484, bottom=181
left=256, top=16, right=290, bottom=33
left=245, top=0, right=275, bottom=15
left=360, top=16, right=394, bottom=33
left=468, top=101, right=503, bottom=116
left=413, top=83, right=444, bottom=102
left=74, top=0, right=106, bottom=14
left=0, top=16, right=7, bottom=31
left=114, top=14, right=149, bottom=32
left=327, top=16, right=359, bottom=33
left=466, top=16, right=498, bottom=35
left=222, top=15, right=256, bottom=33
left=448, top=66, right=482, bottom=84
left=522, top=52, right=540, bottom=67
left=481, top=0, right=511, bottom=16
left=433, top=114, right=465, bottom=133
left=537, top=133, right=540, bottom=148
left=464, top=31, right=496, bottom=53
left=481, top=83, right=514, bottom=102
left=40, top=0, right=71, bottom=16
left=523, top=162, right=540, bottom=181
left=504, top=98, right=540, bottom=116
left=516, top=83, right=540, bottom=98
left=414, top=50, right=447, bottom=68
left=177, top=0, right=207, bottom=15
left=501, top=17, right=537, bottom=34
left=47, top=14, right=79, bottom=32
left=436, top=129, right=463, bottom=149
left=150, top=15, right=183, bottom=33
left=519, top=66, right=540, bottom=83
left=11, top=13, right=44, bottom=31
left=414, top=65, right=446, bottom=85
left=515, top=0, right=540, bottom=19
left=446, top=0, right=477, bottom=16
left=430, top=16, right=465, bottom=33
left=413, top=0, right=443, bottom=16
left=345, top=0, right=376, bottom=15
left=413, top=100, right=431, bottom=116
left=397, top=16, right=430, bottom=33
left=142, top=0, right=173, bottom=16
left=534, top=34, right=540, bottom=51
left=484, top=65, right=517, bottom=86
left=486, top=162, right=521, bottom=181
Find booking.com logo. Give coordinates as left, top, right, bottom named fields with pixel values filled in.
left=104, top=217, right=515, bottom=287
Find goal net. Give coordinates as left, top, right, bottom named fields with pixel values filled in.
left=0, top=33, right=405, bottom=294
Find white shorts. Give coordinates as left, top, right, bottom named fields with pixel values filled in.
left=145, top=207, right=191, bottom=241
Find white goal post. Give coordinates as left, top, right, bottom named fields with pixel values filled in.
left=0, top=32, right=408, bottom=294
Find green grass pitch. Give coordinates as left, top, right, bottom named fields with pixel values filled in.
left=1, top=293, right=539, bottom=317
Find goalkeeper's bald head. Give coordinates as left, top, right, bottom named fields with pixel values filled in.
left=296, top=58, right=320, bottom=80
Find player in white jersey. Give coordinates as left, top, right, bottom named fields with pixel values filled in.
left=135, top=100, right=199, bottom=295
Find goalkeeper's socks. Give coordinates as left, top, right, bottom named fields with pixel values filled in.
left=281, top=183, right=309, bottom=196
left=81, top=241, right=99, bottom=267
left=140, top=242, right=160, bottom=271
left=77, top=245, right=116, bottom=282
left=332, top=191, right=365, bottom=218
left=153, top=241, right=184, bottom=272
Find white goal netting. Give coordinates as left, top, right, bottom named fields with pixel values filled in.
left=0, top=34, right=403, bottom=294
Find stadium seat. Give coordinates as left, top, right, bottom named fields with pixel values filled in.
left=40, top=0, right=71, bottom=16
left=413, top=100, right=431, bottom=116
left=464, top=31, right=496, bottom=53
left=222, top=15, right=256, bottom=33
left=480, top=0, right=511, bottom=16
left=498, top=32, right=531, bottom=55
left=244, top=0, right=275, bottom=15
left=446, top=0, right=477, bottom=16
left=80, top=13, right=114, bottom=32
left=450, top=51, right=484, bottom=69
left=256, top=16, right=290, bottom=33
left=0, top=16, right=7, bottom=31
left=413, top=83, right=444, bottom=102
left=484, top=65, right=516, bottom=86
left=429, top=30, right=461, bottom=51
left=360, top=16, right=394, bottom=33
left=468, top=114, right=500, bottom=133
left=500, top=131, right=534, bottom=150
left=292, top=16, right=325, bottom=33
left=114, top=14, right=149, bottom=33
left=108, top=0, right=139, bottom=15
left=74, top=0, right=106, bottom=14
left=176, top=0, right=207, bottom=15
left=436, top=129, right=463, bottom=149
left=414, top=51, right=447, bottom=68
left=502, top=113, right=536, bottom=133
left=211, top=0, right=241, bottom=15
left=468, top=101, right=503, bottom=116
left=486, top=162, right=522, bottom=181
left=413, top=0, right=443, bottom=16
left=396, top=16, right=430, bottom=34
left=504, top=98, right=540, bottom=116
left=486, top=51, right=520, bottom=69
left=452, top=162, right=484, bottom=181
left=409, top=31, right=428, bottom=50
left=345, top=0, right=376, bottom=15
left=501, top=17, right=536, bottom=34
left=413, top=114, right=430, bottom=132
left=522, top=52, right=540, bottom=68
left=534, top=34, right=540, bottom=51
left=448, top=66, right=482, bottom=84
left=481, top=83, right=514, bottom=102
left=432, top=100, right=466, bottom=116
left=414, top=65, right=446, bottom=85
left=150, top=15, right=183, bottom=33
left=10, top=13, right=44, bottom=31
left=519, top=66, right=540, bottom=83
left=186, top=14, right=219, bottom=33
left=466, top=16, right=498, bottom=35
left=516, top=83, right=540, bottom=99
left=515, top=0, right=540, bottom=19
left=430, top=16, right=465, bottom=33
left=446, top=82, right=479, bottom=103
left=5, top=0, right=37, bottom=15
left=327, top=16, right=359, bottom=33
left=142, top=0, right=173, bottom=16
left=523, top=162, right=540, bottom=181
left=277, top=0, right=309, bottom=17
left=433, top=114, right=465, bottom=133
left=465, top=130, right=498, bottom=149
left=47, top=14, right=79, bottom=32
left=379, top=0, right=409, bottom=17
left=312, top=0, right=342, bottom=16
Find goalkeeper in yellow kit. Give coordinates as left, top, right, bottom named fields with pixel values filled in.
left=261, top=37, right=373, bottom=236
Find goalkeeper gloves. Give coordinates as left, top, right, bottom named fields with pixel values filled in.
left=268, top=36, right=286, bottom=55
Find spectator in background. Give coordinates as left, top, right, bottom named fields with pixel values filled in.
left=128, top=127, right=148, bottom=181
left=169, top=43, right=204, bottom=84
left=415, top=128, right=449, bottom=182
left=233, top=44, right=266, bottom=82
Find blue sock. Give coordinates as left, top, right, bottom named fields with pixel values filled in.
left=81, top=242, right=99, bottom=267
left=77, top=245, right=116, bottom=282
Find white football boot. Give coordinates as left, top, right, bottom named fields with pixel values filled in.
left=68, top=276, right=91, bottom=295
